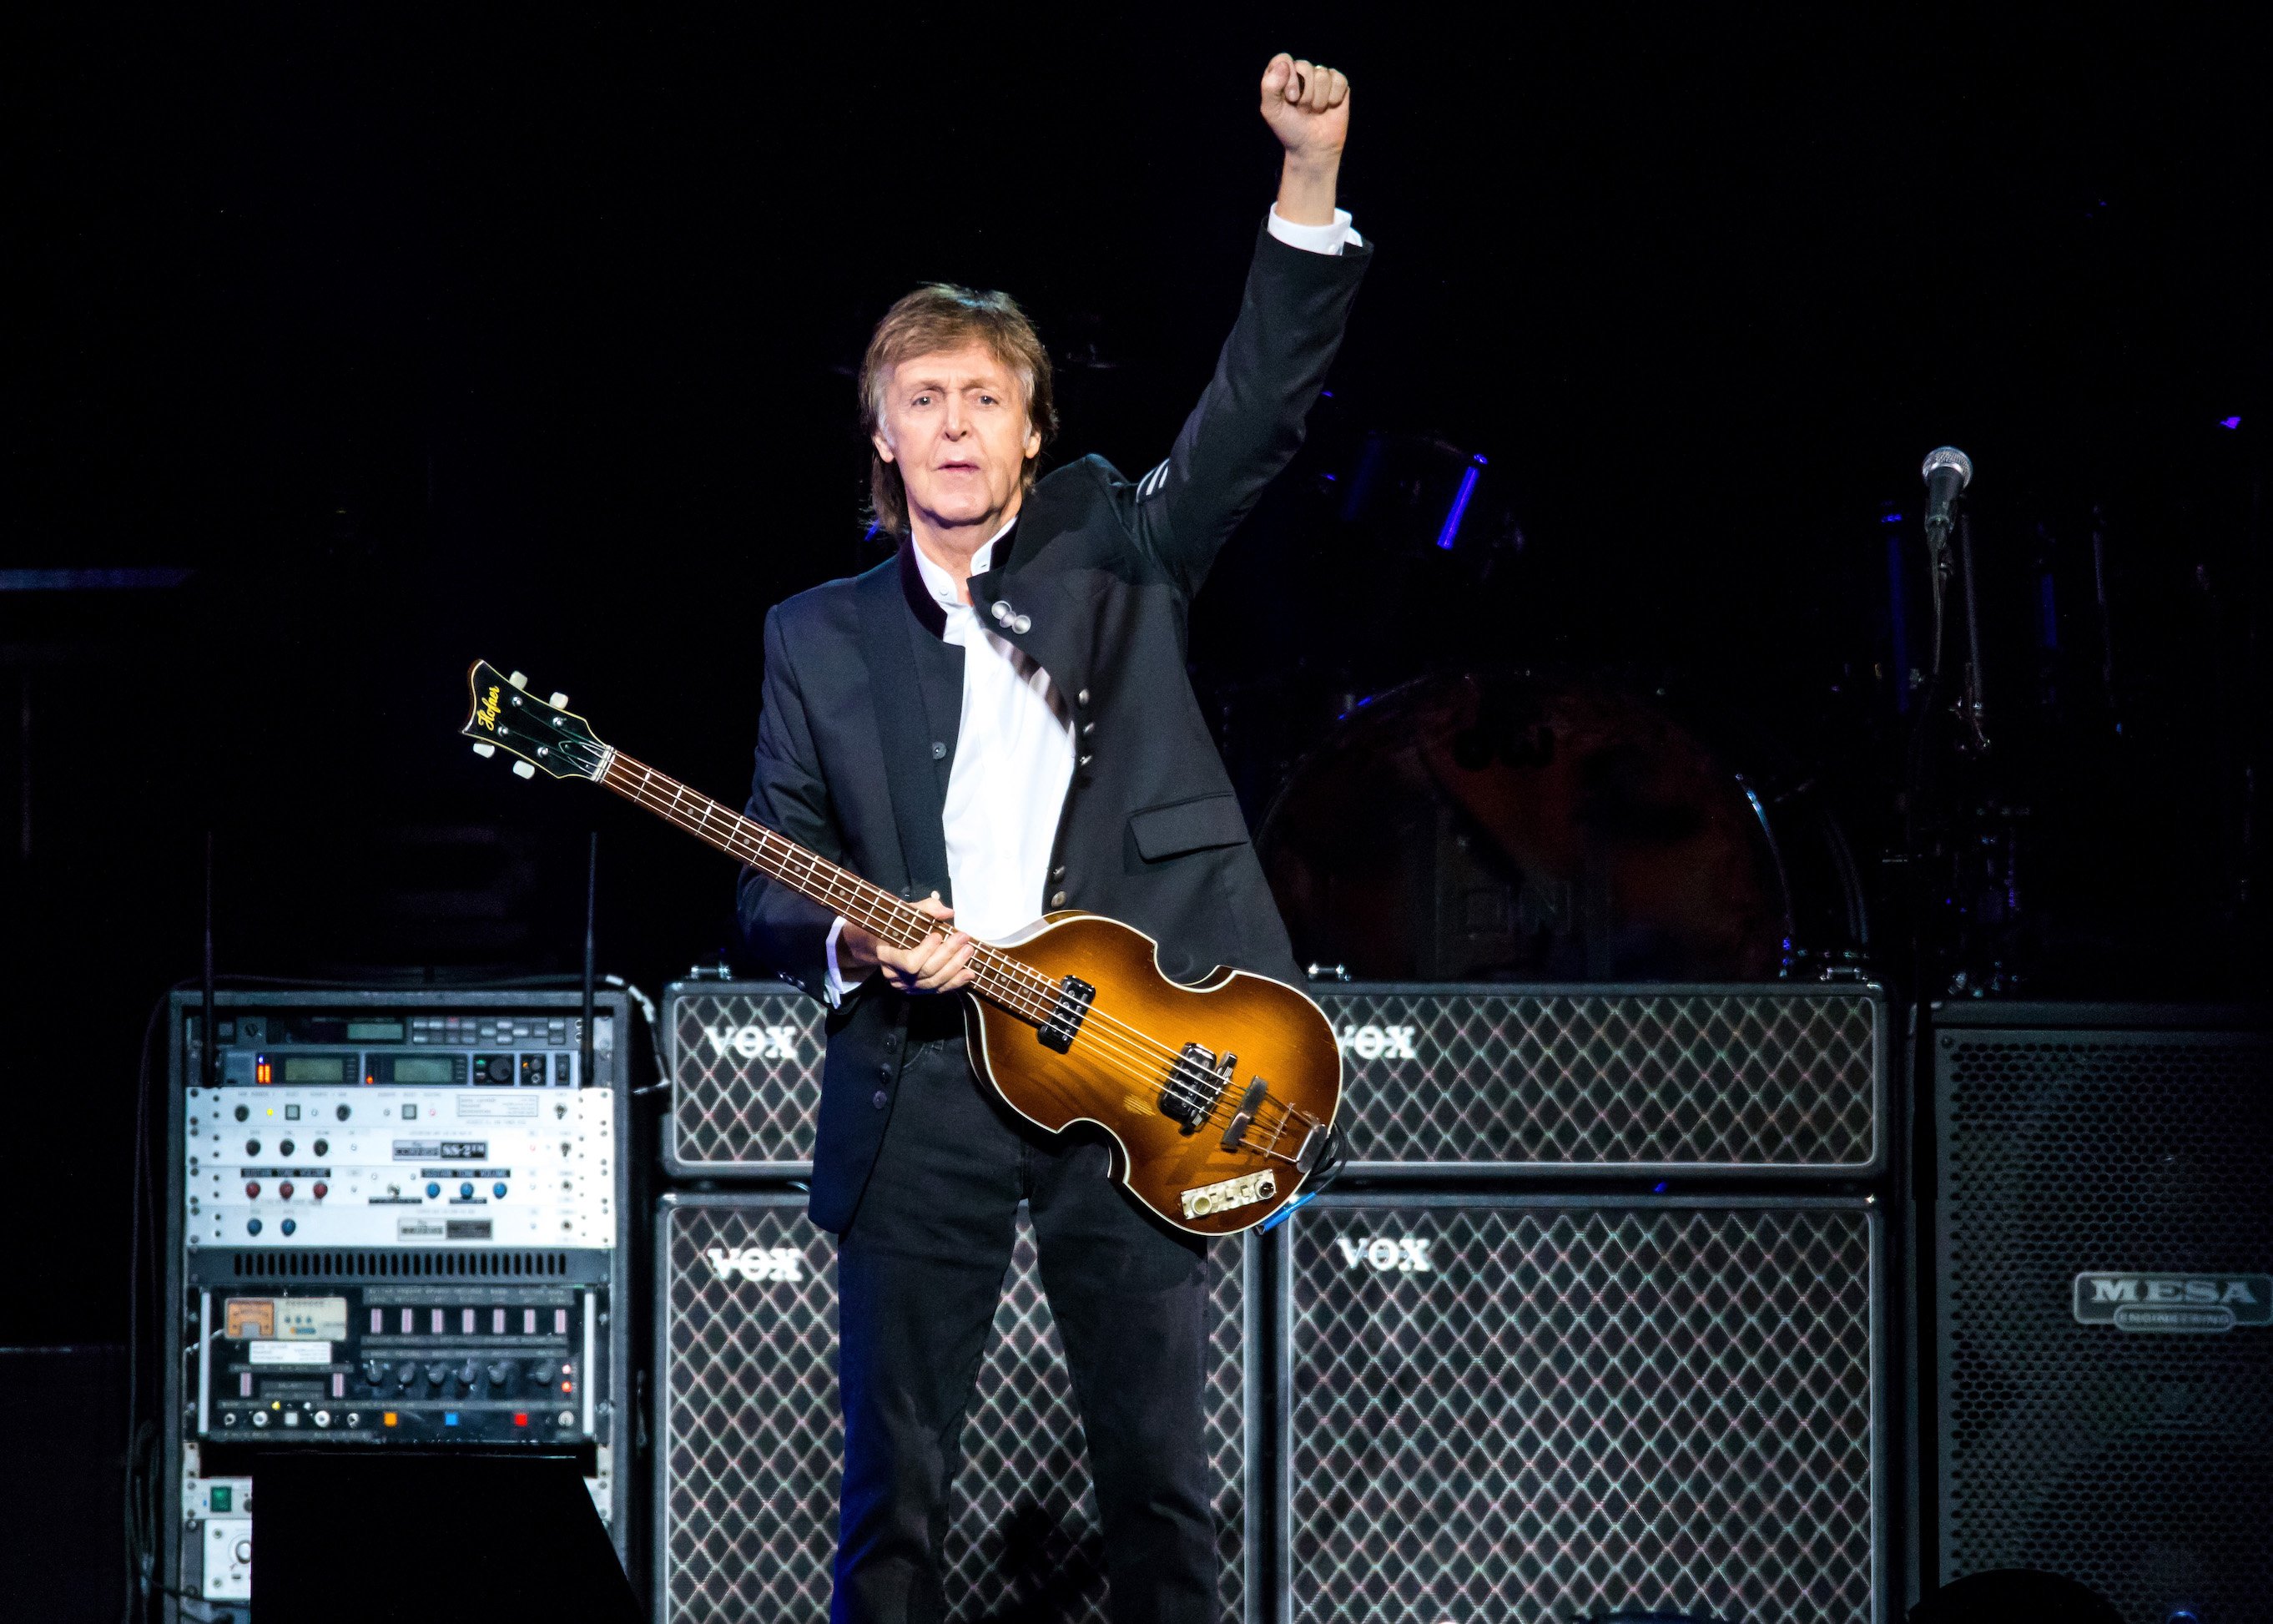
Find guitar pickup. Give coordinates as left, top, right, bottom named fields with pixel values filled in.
left=1164, top=1044, right=1230, bottom=1131
left=1219, top=1079, right=1268, bottom=1150
left=1036, top=976, right=1095, bottom=1053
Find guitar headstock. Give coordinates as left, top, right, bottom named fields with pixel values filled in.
left=461, top=661, right=612, bottom=781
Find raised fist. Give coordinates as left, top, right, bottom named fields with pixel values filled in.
left=1260, top=53, right=1350, bottom=164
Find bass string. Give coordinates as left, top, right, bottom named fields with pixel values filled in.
left=604, top=759, right=1061, bottom=1025
left=602, top=757, right=1283, bottom=1127
left=605, top=764, right=1282, bottom=1132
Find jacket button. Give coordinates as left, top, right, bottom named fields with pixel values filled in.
left=877, top=1063, right=892, bottom=1080
left=991, top=600, right=1013, bottom=623
left=871, top=1088, right=889, bottom=1110
left=930, top=741, right=946, bottom=759
left=1076, top=688, right=1090, bottom=707
left=881, top=1033, right=899, bottom=1052
left=1051, top=865, right=1065, bottom=880
left=1080, top=722, right=1094, bottom=737
left=1011, top=614, right=1031, bottom=635
left=1078, top=754, right=1092, bottom=768
left=1050, top=890, right=1067, bottom=907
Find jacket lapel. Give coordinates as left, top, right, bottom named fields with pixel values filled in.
left=854, top=559, right=956, bottom=903
left=969, top=487, right=1091, bottom=709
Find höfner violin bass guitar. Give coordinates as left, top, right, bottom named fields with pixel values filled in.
left=461, top=661, right=1342, bottom=1235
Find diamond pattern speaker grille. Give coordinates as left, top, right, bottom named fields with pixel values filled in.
left=1935, top=1025, right=2273, bottom=1621
left=1284, top=1195, right=1882, bottom=1623
left=665, top=984, right=826, bottom=1174
left=1315, top=985, right=1882, bottom=1172
left=658, top=1194, right=1252, bottom=1621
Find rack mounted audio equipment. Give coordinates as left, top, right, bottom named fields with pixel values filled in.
left=159, top=991, right=632, bottom=1619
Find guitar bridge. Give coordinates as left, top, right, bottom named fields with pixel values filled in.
left=1037, top=976, right=1095, bottom=1053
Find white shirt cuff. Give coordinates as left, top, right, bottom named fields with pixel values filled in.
left=1266, top=204, right=1362, bottom=255
left=822, top=916, right=850, bottom=1006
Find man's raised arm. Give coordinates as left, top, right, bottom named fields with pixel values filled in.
left=1119, top=53, right=1371, bottom=598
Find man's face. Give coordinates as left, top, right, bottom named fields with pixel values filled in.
left=871, top=340, right=1041, bottom=534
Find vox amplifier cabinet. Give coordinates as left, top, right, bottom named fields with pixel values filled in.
left=1311, top=982, right=1887, bottom=1177
left=655, top=1192, right=1258, bottom=1622
left=1929, top=1003, right=2273, bottom=1623
left=1278, top=1193, right=1888, bottom=1624
left=159, top=991, right=631, bottom=1620
left=662, top=979, right=826, bottom=1178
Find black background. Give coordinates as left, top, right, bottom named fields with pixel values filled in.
left=6, top=7, right=2265, bottom=1345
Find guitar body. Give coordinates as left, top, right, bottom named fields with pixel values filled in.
left=965, top=912, right=1343, bottom=1236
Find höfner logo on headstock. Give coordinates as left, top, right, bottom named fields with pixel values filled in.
left=2074, top=1271, right=2271, bottom=1334
left=474, top=683, right=502, bottom=731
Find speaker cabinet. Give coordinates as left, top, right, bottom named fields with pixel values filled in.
left=663, top=981, right=824, bottom=1178
left=654, top=1192, right=1258, bottom=1621
left=1930, top=1005, right=2273, bottom=1620
left=1278, top=1193, right=1888, bottom=1623
left=1311, top=984, right=1887, bottom=1177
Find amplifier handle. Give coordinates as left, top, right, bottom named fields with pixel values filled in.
left=581, top=1290, right=597, bottom=1437
left=196, top=1289, right=212, bottom=1435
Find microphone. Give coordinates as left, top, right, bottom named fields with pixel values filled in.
left=1921, top=446, right=1973, bottom=540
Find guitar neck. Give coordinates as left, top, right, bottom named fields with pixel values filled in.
left=596, top=751, right=1055, bottom=1021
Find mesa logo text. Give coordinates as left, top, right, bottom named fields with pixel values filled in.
left=2074, top=1272, right=2270, bottom=1334
left=705, top=1245, right=805, bottom=1284
left=1335, top=1024, right=1419, bottom=1062
left=701, top=1023, right=804, bottom=1062
left=1336, top=1236, right=1436, bottom=1273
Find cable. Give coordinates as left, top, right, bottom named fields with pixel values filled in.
left=601, top=975, right=667, bottom=1093
left=123, top=986, right=168, bottom=1623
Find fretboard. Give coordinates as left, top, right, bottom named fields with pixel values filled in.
left=597, top=751, right=1058, bottom=1023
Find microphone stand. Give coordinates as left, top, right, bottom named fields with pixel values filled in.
left=1902, top=488, right=1990, bottom=1001
left=1957, top=512, right=1990, bottom=754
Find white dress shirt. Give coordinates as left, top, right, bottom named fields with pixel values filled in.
left=823, top=204, right=1358, bottom=1001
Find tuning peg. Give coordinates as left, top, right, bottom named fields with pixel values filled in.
left=507, top=671, right=529, bottom=690
left=471, top=742, right=496, bottom=758
left=548, top=691, right=569, bottom=707
left=512, top=762, right=537, bottom=779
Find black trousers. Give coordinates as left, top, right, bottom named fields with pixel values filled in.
left=830, top=1024, right=1217, bottom=1624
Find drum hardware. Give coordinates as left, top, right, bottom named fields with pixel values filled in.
left=1257, top=668, right=1866, bottom=984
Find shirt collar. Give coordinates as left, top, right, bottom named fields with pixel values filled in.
left=910, top=514, right=1017, bottom=613
left=899, top=513, right=1017, bottom=642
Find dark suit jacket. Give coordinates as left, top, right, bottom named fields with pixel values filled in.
left=738, top=223, right=1370, bottom=1232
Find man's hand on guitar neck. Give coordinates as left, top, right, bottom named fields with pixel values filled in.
left=839, top=893, right=978, bottom=996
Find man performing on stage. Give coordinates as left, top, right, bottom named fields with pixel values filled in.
left=738, top=52, right=1368, bottom=1622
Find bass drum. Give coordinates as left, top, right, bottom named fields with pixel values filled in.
left=1256, top=670, right=1865, bottom=982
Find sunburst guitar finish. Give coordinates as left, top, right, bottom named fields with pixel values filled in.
left=970, top=913, right=1343, bottom=1234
